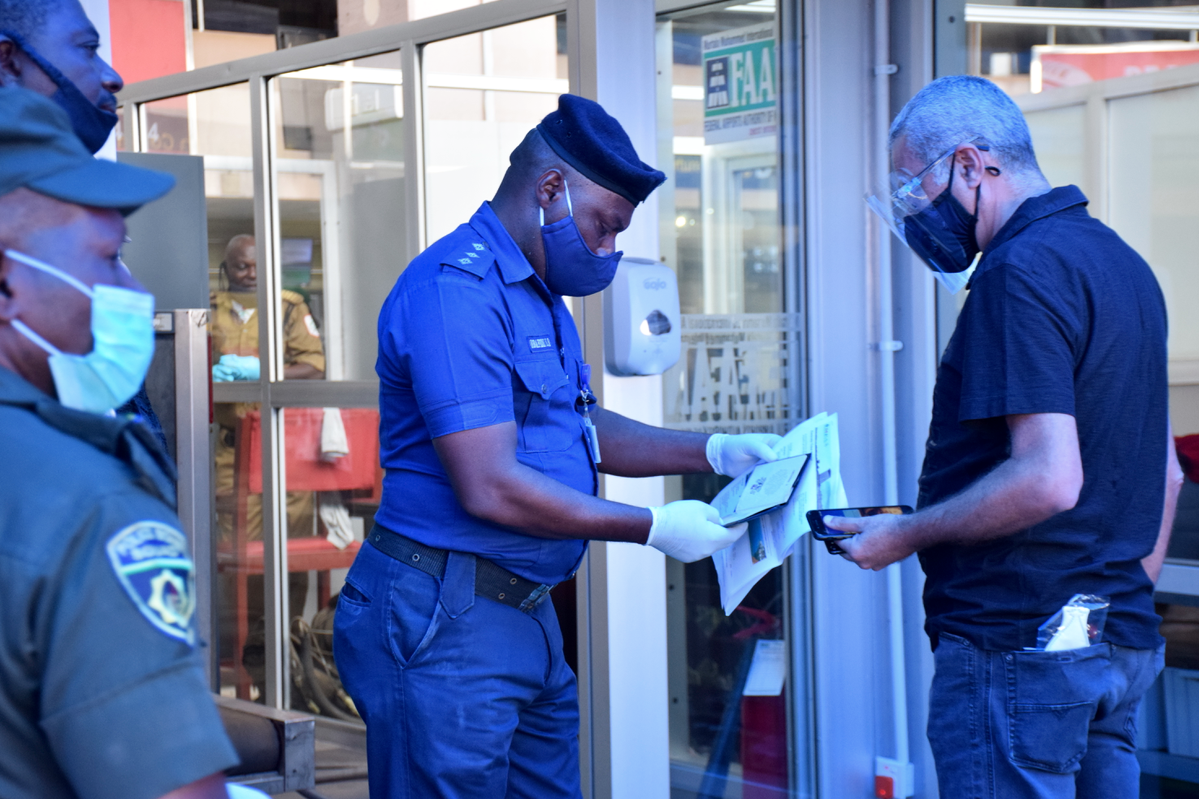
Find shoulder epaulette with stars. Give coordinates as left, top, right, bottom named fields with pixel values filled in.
left=440, top=241, right=496, bottom=279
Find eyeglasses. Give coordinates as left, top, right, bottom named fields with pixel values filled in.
left=887, top=140, right=992, bottom=217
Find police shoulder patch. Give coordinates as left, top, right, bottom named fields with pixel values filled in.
left=440, top=242, right=495, bottom=278
left=106, top=521, right=196, bottom=645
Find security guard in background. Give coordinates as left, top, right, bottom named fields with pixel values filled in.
left=209, top=232, right=325, bottom=537
left=335, top=94, right=780, bottom=798
left=209, top=233, right=325, bottom=383
left=209, top=234, right=324, bottom=689
left=0, top=87, right=238, bottom=798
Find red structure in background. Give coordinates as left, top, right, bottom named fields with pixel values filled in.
left=109, top=0, right=186, bottom=85
left=1037, top=43, right=1199, bottom=92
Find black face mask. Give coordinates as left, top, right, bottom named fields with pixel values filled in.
left=3, top=31, right=118, bottom=154
left=902, top=155, right=981, bottom=276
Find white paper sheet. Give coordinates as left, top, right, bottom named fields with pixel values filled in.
left=742, top=639, right=787, bottom=697
left=711, top=412, right=847, bottom=614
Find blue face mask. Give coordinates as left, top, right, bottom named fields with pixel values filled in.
left=7, top=249, right=155, bottom=414
left=3, top=31, right=118, bottom=154
left=539, top=180, right=622, bottom=297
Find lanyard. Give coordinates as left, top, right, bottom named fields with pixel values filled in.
left=578, top=363, right=597, bottom=417
left=531, top=276, right=601, bottom=463
left=578, top=362, right=601, bottom=464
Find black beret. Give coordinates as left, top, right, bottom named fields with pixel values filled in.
left=536, top=94, right=666, bottom=206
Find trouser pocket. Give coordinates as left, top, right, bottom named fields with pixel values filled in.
left=388, top=566, right=443, bottom=666
left=1006, top=645, right=1109, bottom=773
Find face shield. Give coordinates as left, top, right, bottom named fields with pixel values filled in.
left=866, top=142, right=991, bottom=295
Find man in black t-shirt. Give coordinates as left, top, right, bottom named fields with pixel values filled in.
left=827, top=76, right=1183, bottom=798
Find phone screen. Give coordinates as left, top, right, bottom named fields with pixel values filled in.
left=806, top=506, right=912, bottom=540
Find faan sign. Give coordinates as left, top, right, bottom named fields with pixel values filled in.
left=662, top=313, right=800, bottom=436
left=702, top=22, right=778, bottom=145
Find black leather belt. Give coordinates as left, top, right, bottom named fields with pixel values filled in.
left=367, top=525, right=555, bottom=614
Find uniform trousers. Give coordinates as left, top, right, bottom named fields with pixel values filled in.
left=334, top=540, right=581, bottom=799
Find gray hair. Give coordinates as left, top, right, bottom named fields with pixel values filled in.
left=889, top=75, right=1041, bottom=182
left=0, top=0, right=68, bottom=41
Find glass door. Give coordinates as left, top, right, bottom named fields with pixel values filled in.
left=658, top=3, right=807, bottom=796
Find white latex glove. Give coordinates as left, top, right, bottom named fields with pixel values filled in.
left=706, top=433, right=782, bottom=478
left=645, top=500, right=748, bottom=563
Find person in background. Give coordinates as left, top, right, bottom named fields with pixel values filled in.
left=830, top=75, right=1182, bottom=798
left=0, top=85, right=244, bottom=799
left=210, top=234, right=325, bottom=382
left=209, top=233, right=325, bottom=692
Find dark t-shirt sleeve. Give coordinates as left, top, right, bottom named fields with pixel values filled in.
left=39, top=497, right=237, bottom=799
left=957, top=261, right=1078, bottom=422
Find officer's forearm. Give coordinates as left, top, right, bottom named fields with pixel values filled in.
left=590, top=406, right=711, bottom=477
left=433, top=421, right=654, bottom=543
left=283, top=362, right=323, bottom=380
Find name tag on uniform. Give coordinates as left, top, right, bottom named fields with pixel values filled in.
left=527, top=335, right=554, bottom=353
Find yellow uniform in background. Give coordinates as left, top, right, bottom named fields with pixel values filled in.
left=210, top=288, right=325, bottom=541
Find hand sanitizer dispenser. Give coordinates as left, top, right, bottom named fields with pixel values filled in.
left=603, top=257, right=681, bottom=376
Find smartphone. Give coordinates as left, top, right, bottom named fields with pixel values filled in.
left=806, top=506, right=913, bottom=555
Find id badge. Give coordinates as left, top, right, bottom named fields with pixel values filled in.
left=582, top=416, right=602, bottom=463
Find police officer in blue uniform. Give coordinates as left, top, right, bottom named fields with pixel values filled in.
left=335, top=95, right=781, bottom=798
left=0, top=87, right=240, bottom=799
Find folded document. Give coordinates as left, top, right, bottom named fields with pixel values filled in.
left=709, top=412, right=847, bottom=615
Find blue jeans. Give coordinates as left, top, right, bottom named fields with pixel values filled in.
left=927, top=632, right=1164, bottom=799
left=333, top=541, right=581, bottom=799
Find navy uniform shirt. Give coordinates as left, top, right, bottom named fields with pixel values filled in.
left=0, top=367, right=238, bottom=799
left=375, top=202, right=596, bottom=585
left=917, top=186, right=1168, bottom=653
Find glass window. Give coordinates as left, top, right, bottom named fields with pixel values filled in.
left=213, top=403, right=376, bottom=720
left=135, top=85, right=270, bottom=702
left=276, top=404, right=376, bottom=722
left=658, top=3, right=804, bottom=796
left=188, top=0, right=511, bottom=66
left=272, top=53, right=407, bottom=382
left=195, top=0, right=337, bottom=43
left=421, top=15, right=567, bottom=242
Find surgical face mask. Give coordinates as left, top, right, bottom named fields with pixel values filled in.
left=539, top=180, right=622, bottom=297
left=867, top=142, right=995, bottom=295
left=6, top=249, right=155, bottom=414
left=903, top=156, right=981, bottom=278
left=3, top=31, right=118, bottom=154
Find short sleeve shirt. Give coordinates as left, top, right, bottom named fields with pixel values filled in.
left=916, top=186, right=1169, bottom=652
left=374, top=202, right=596, bottom=585
left=210, top=289, right=326, bottom=372
left=0, top=368, right=237, bottom=799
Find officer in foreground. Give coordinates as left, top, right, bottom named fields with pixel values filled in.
left=829, top=76, right=1181, bottom=797
left=0, top=87, right=240, bottom=798
left=334, top=94, right=778, bottom=797
left=0, top=0, right=166, bottom=443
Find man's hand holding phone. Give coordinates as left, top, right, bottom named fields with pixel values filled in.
left=808, top=506, right=915, bottom=570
